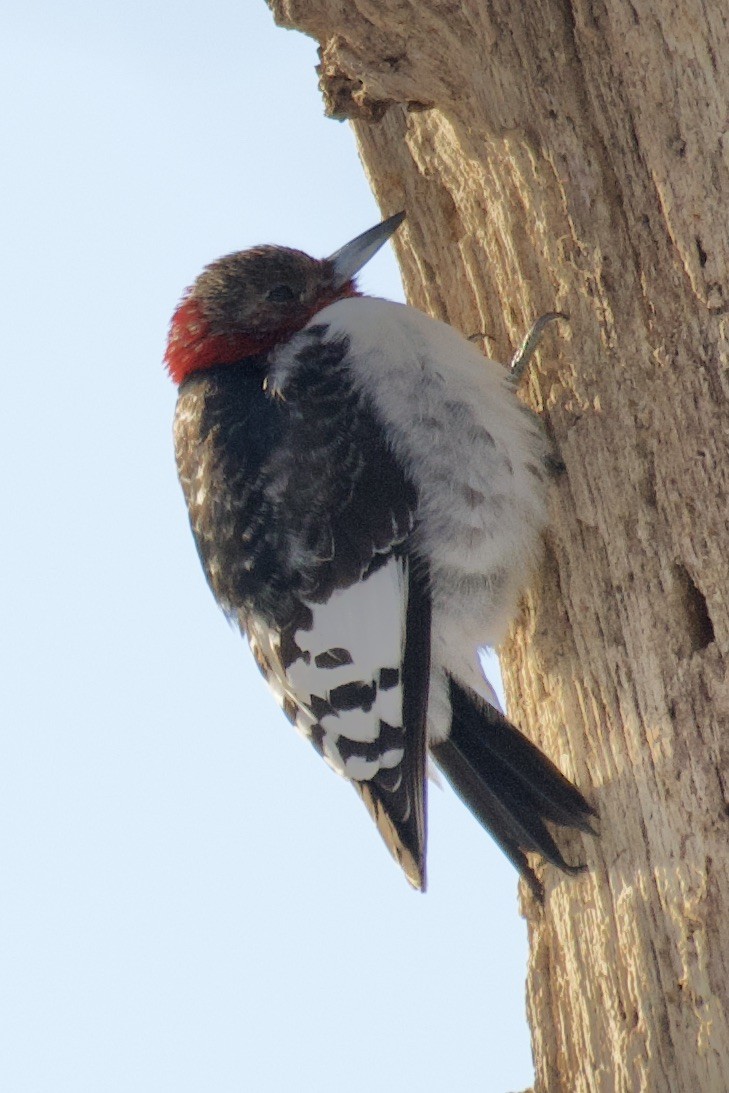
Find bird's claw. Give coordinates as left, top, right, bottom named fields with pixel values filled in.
left=509, top=312, right=569, bottom=383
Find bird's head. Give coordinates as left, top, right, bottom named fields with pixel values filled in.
left=165, top=211, right=405, bottom=385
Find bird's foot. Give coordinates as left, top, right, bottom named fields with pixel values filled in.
left=510, top=312, right=569, bottom=383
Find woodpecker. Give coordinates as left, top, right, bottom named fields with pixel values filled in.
left=166, top=211, right=595, bottom=895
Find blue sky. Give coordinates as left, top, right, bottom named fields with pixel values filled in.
left=3, top=3, right=533, bottom=1089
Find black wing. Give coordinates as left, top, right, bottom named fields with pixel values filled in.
left=174, top=329, right=431, bottom=887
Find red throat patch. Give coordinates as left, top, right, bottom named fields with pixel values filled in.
left=164, top=283, right=362, bottom=386
left=164, top=298, right=268, bottom=385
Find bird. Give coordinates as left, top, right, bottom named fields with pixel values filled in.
left=165, top=210, right=595, bottom=895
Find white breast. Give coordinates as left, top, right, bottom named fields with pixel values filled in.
left=271, top=296, right=551, bottom=747
left=314, top=297, right=549, bottom=625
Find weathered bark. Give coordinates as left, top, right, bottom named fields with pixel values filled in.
left=268, top=2, right=729, bottom=1090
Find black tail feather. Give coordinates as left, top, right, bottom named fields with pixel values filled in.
left=431, top=678, right=596, bottom=897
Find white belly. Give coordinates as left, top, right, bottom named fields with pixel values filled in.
left=288, top=296, right=551, bottom=745
left=316, top=296, right=549, bottom=640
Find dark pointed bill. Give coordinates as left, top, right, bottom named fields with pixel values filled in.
left=329, top=211, right=406, bottom=289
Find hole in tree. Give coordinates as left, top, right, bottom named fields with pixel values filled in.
left=696, top=236, right=708, bottom=268
left=673, top=563, right=714, bottom=652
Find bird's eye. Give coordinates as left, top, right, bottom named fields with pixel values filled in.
left=266, top=284, right=296, bottom=303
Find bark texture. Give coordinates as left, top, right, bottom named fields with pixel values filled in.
left=269, top=2, right=729, bottom=1090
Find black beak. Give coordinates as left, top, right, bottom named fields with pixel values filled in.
left=328, top=211, right=405, bottom=288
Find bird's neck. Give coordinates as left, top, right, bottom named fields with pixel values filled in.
left=164, top=299, right=275, bottom=385
left=165, top=287, right=362, bottom=386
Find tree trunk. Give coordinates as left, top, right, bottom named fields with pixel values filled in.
left=268, top=2, right=729, bottom=1089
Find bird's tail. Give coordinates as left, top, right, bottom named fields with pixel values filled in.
left=431, top=677, right=596, bottom=898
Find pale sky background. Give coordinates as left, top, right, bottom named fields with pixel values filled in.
left=3, top=3, right=535, bottom=1090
